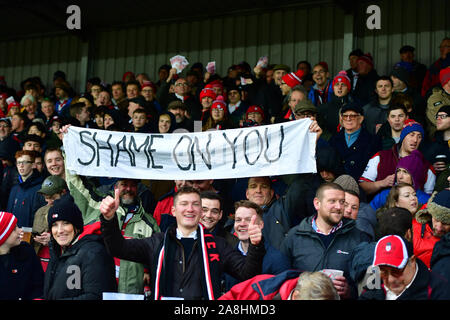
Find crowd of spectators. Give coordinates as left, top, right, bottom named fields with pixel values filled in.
left=0, top=37, right=449, bottom=300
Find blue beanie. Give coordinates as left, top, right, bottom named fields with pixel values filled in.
left=399, top=120, right=425, bottom=146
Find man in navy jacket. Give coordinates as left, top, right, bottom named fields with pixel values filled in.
left=329, top=102, right=381, bottom=182
left=281, top=182, right=371, bottom=299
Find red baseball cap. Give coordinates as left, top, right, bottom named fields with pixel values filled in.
left=373, top=235, right=410, bottom=269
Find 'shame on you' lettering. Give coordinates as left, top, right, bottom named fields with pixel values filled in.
left=76, top=126, right=285, bottom=170
left=64, top=119, right=316, bottom=180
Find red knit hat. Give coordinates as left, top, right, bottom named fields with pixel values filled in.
left=205, top=80, right=224, bottom=91
left=357, top=53, right=374, bottom=68
left=440, top=67, right=450, bottom=87
left=210, top=96, right=227, bottom=114
left=122, top=71, right=135, bottom=82
left=246, top=105, right=265, bottom=120
left=0, top=211, right=17, bottom=246
left=7, top=101, right=20, bottom=113
left=199, top=88, right=217, bottom=103
left=141, top=80, right=156, bottom=92
left=282, top=69, right=305, bottom=88
left=332, top=70, right=351, bottom=90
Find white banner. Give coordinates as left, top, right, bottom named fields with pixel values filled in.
left=63, top=119, right=317, bottom=180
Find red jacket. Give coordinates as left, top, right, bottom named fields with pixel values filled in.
left=421, top=57, right=449, bottom=97
left=413, top=218, right=440, bottom=269
left=152, top=187, right=177, bottom=226
left=219, top=269, right=301, bottom=300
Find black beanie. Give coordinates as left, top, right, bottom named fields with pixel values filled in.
left=48, top=194, right=84, bottom=232
left=391, top=66, right=410, bottom=85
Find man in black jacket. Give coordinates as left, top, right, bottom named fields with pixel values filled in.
left=100, top=186, right=265, bottom=300
left=353, top=53, right=379, bottom=106
left=157, top=68, right=202, bottom=121
left=252, top=64, right=290, bottom=123
left=362, top=76, right=394, bottom=135
left=360, top=235, right=450, bottom=300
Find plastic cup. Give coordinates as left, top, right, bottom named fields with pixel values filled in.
left=21, top=227, right=33, bottom=243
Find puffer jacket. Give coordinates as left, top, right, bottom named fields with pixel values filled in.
left=219, top=269, right=302, bottom=300
left=280, top=216, right=371, bottom=282
left=43, top=226, right=117, bottom=300
left=412, top=218, right=440, bottom=269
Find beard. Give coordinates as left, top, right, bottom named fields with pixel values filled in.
left=120, top=192, right=137, bottom=205
left=175, top=115, right=183, bottom=124
left=322, top=211, right=342, bottom=226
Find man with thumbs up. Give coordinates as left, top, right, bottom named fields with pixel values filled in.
left=100, top=186, right=265, bottom=300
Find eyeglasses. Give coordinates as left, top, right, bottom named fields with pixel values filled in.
left=439, top=45, right=450, bottom=49
left=175, top=83, right=188, bottom=87
left=341, top=113, right=360, bottom=120
left=436, top=114, right=448, bottom=120
left=17, top=160, right=33, bottom=166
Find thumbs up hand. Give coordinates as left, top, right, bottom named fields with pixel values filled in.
left=247, top=214, right=262, bottom=246
left=99, top=187, right=120, bottom=220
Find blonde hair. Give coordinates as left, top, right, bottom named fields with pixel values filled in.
left=293, top=272, right=340, bottom=300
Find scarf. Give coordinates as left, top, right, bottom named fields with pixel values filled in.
left=154, top=224, right=221, bottom=300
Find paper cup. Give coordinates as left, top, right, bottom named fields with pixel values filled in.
left=321, top=269, right=344, bottom=280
